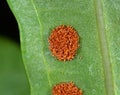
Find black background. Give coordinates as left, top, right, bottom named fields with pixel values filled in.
left=0, top=0, right=20, bottom=44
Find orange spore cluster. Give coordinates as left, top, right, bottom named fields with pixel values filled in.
left=48, top=25, right=79, bottom=61
left=52, top=82, right=83, bottom=95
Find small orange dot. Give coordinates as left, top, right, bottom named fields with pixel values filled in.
left=48, top=25, right=80, bottom=61
left=52, top=82, right=83, bottom=95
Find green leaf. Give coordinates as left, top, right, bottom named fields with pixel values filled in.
left=0, top=37, right=30, bottom=95
left=7, top=0, right=120, bottom=95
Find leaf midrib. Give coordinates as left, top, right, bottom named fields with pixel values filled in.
left=31, top=0, right=52, bottom=87
left=94, top=0, right=115, bottom=95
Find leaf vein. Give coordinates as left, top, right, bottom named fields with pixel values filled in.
left=31, top=0, right=52, bottom=87
left=94, top=0, right=115, bottom=95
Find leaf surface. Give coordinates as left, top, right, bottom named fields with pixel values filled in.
left=7, top=0, right=120, bottom=95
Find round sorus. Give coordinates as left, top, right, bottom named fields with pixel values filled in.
left=52, top=82, right=83, bottom=95
left=48, top=25, right=79, bottom=61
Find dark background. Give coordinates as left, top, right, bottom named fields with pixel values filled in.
left=0, top=0, right=20, bottom=44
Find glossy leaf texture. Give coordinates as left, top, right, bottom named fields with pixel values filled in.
left=7, top=0, right=120, bottom=95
